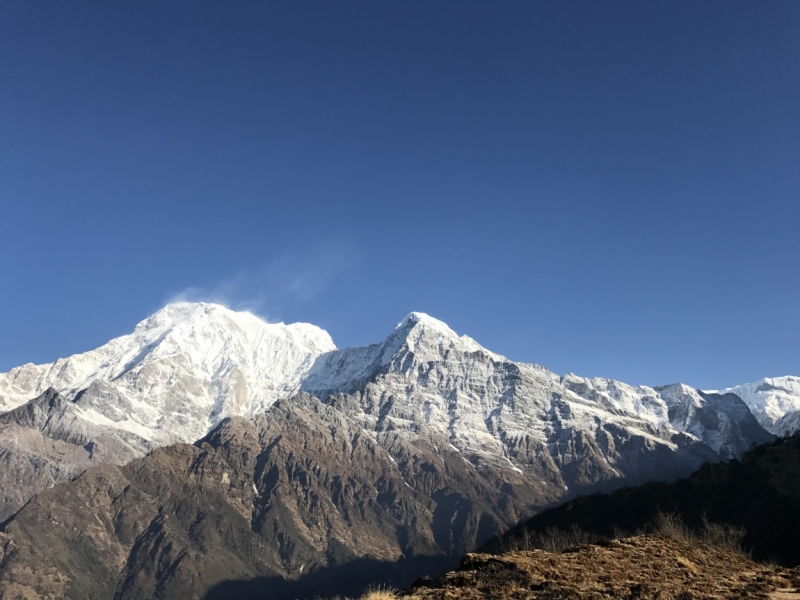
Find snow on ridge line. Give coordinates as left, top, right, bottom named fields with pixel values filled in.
left=2, top=301, right=799, bottom=447
left=135, top=302, right=337, bottom=354
left=1, top=303, right=500, bottom=437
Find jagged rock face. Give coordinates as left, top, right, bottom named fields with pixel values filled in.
left=305, top=314, right=772, bottom=496
left=658, top=387, right=774, bottom=460
left=721, top=376, right=800, bottom=435
left=0, top=305, right=779, bottom=527
left=0, top=395, right=556, bottom=599
left=774, top=410, right=800, bottom=438
left=0, top=389, right=154, bottom=521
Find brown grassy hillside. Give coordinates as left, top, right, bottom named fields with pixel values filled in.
left=404, top=534, right=800, bottom=600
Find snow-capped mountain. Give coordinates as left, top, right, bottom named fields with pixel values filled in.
left=0, top=303, right=780, bottom=523
left=303, top=312, right=771, bottom=489
left=719, top=376, right=800, bottom=435
left=0, top=302, right=334, bottom=445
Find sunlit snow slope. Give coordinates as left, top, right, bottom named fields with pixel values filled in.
left=0, top=302, right=335, bottom=445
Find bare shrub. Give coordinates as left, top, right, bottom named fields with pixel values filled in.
left=500, top=523, right=605, bottom=554
left=498, top=511, right=748, bottom=558
left=648, top=511, right=749, bottom=556
left=699, top=514, right=748, bottom=555
left=359, top=585, right=398, bottom=600
left=650, top=510, right=691, bottom=541
left=611, top=525, right=630, bottom=540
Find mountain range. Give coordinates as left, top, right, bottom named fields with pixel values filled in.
left=0, top=302, right=796, bottom=598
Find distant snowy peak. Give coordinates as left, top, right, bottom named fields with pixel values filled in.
left=720, top=376, right=800, bottom=434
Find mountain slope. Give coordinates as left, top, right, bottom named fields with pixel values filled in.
left=0, top=388, right=152, bottom=520
left=0, top=394, right=550, bottom=599
left=305, top=312, right=772, bottom=495
left=487, top=432, right=800, bottom=567
left=0, top=302, right=334, bottom=440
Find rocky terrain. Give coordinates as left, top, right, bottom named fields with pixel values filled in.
left=0, top=393, right=551, bottom=599
left=407, top=535, right=800, bottom=600
left=0, top=303, right=782, bottom=521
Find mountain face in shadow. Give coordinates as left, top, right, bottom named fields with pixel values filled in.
left=485, top=433, right=800, bottom=567
left=203, top=555, right=459, bottom=600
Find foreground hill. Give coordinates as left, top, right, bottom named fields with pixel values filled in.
left=408, top=535, right=800, bottom=600
left=0, top=303, right=780, bottom=522
left=488, top=433, right=800, bottom=567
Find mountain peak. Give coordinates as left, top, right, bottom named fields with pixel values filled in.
left=136, top=302, right=336, bottom=354
left=395, top=311, right=453, bottom=334
left=136, top=301, right=226, bottom=327
left=384, top=311, right=502, bottom=363
left=721, top=376, right=800, bottom=433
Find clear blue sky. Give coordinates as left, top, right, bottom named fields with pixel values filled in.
left=1, top=1, right=798, bottom=389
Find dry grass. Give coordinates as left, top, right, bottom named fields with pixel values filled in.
left=649, top=510, right=748, bottom=555
left=359, top=587, right=397, bottom=600
left=411, top=535, right=800, bottom=599
left=500, top=510, right=749, bottom=557
left=317, top=587, right=398, bottom=600
left=499, top=523, right=606, bottom=554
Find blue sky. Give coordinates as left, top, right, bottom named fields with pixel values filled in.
left=1, top=1, right=798, bottom=389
